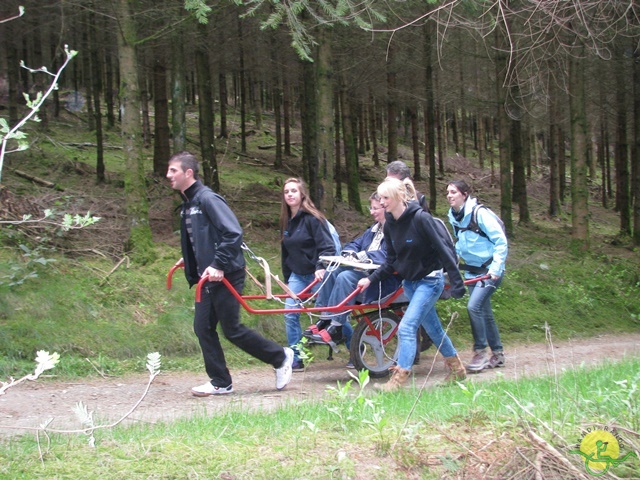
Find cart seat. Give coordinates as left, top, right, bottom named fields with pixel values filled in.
left=355, top=288, right=408, bottom=306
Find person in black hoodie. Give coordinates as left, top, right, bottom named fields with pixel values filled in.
left=357, top=177, right=467, bottom=391
left=280, top=177, right=336, bottom=370
left=167, top=152, right=294, bottom=396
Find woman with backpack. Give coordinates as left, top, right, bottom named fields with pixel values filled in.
left=446, top=180, right=508, bottom=373
left=280, top=178, right=337, bottom=371
left=357, top=177, right=467, bottom=391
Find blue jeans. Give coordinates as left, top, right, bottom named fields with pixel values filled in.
left=398, top=273, right=457, bottom=370
left=284, top=273, right=319, bottom=356
left=467, top=276, right=503, bottom=352
left=314, top=267, right=359, bottom=347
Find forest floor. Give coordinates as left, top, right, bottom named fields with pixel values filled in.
left=2, top=332, right=640, bottom=437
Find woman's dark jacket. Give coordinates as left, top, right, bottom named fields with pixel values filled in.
left=281, top=210, right=335, bottom=282
left=367, top=202, right=465, bottom=297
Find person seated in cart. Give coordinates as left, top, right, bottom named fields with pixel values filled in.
left=304, top=193, right=401, bottom=356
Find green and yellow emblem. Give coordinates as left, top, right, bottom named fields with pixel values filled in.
left=570, top=428, right=637, bottom=476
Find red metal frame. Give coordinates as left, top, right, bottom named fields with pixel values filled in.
left=168, top=263, right=488, bottom=312
left=167, top=263, right=488, bottom=346
left=167, top=263, right=407, bottom=314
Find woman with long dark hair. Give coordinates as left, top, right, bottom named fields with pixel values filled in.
left=280, top=178, right=336, bottom=370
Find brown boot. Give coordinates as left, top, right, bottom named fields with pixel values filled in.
left=443, top=355, right=467, bottom=384
left=375, top=366, right=411, bottom=392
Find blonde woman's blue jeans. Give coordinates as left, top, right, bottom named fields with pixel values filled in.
left=397, top=273, right=457, bottom=370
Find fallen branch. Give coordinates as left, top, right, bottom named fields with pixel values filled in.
left=258, top=142, right=297, bottom=150
left=99, top=256, right=130, bottom=286
left=13, top=169, right=58, bottom=189
left=526, top=430, right=587, bottom=479
left=61, top=142, right=122, bottom=150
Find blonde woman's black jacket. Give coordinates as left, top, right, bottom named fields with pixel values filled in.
left=367, top=202, right=465, bottom=298
left=179, top=180, right=245, bottom=287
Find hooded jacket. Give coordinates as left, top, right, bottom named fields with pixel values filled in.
left=179, top=180, right=245, bottom=286
left=447, top=196, right=508, bottom=278
left=367, top=202, right=464, bottom=297
left=281, top=210, right=335, bottom=282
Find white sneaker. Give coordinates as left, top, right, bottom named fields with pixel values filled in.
left=191, top=382, right=233, bottom=397
left=275, top=347, right=294, bottom=390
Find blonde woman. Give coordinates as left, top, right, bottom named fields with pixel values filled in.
left=357, top=177, right=466, bottom=391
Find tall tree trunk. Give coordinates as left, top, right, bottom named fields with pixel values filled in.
left=253, top=79, right=262, bottom=131
left=615, top=44, right=631, bottom=234
left=510, top=95, right=530, bottom=224
left=409, top=105, right=421, bottom=181
left=49, top=29, right=60, bottom=118
left=558, top=127, right=567, bottom=203
left=362, top=102, right=370, bottom=153
left=316, top=29, right=334, bottom=215
left=368, top=92, right=379, bottom=167
left=153, top=53, right=170, bottom=175
left=494, top=29, right=513, bottom=236
left=139, top=51, right=151, bottom=148
left=171, top=26, right=186, bottom=153
left=237, top=15, right=247, bottom=154
left=283, top=77, right=292, bottom=156
left=524, top=125, right=532, bottom=179
left=81, top=16, right=95, bottom=132
left=386, top=44, right=398, bottom=163
left=632, top=42, right=640, bottom=245
left=569, top=45, right=590, bottom=250
left=477, top=114, right=485, bottom=169
left=301, top=59, right=318, bottom=200
left=334, top=90, right=342, bottom=200
left=270, top=34, right=283, bottom=169
left=598, top=73, right=608, bottom=209
left=219, top=73, right=228, bottom=138
left=436, top=104, right=445, bottom=176
left=103, top=14, right=116, bottom=128
left=217, top=25, right=228, bottom=139
left=195, top=23, right=218, bottom=190
left=340, top=86, right=362, bottom=213
left=599, top=118, right=607, bottom=208
left=451, top=109, right=459, bottom=155
left=423, top=20, right=436, bottom=211
left=457, top=34, right=466, bottom=158
left=548, top=79, right=560, bottom=217
left=89, top=11, right=105, bottom=183
left=31, top=12, right=49, bottom=130
left=605, top=129, right=612, bottom=203
left=116, top=0, right=155, bottom=264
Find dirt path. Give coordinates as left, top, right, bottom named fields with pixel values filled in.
left=2, top=333, right=639, bottom=436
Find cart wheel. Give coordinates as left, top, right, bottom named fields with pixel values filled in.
left=350, top=310, right=400, bottom=378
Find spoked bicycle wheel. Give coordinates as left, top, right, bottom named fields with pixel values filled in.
left=350, top=310, right=400, bottom=378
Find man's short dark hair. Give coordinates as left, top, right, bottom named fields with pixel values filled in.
left=386, top=160, right=411, bottom=180
left=169, top=151, right=200, bottom=179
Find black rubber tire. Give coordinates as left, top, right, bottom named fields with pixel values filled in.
left=350, top=310, right=400, bottom=378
